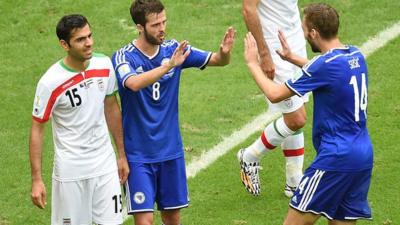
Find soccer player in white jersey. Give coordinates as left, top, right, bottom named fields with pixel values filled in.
left=244, top=3, right=373, bottom=224
left=239, top=0, right=308, bottom=197
left=111, top=0, right=235, bottom=224
left=29, top=14, right=129, bottom=225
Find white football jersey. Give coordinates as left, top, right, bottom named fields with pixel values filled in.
left=258, top=0, right=304, bottom=42
left=32, top=53, right=118, bottom=181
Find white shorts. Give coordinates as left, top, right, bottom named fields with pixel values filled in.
left=51, top=171, right=123, bottom=225
left=266, top=36, right=309, bottom=114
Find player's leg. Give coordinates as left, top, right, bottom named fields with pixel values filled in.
left=279, top=34, right=308, bottom=198
left=281, top=105, right=306, bottom=197
left=125, top=162, right=157, bottom=225
left=283, top=207, right=320, bottom=225
left=161, top=209, right=180, bottom=225
left=51, top=178, right=92, bottom=225
left=158, top=156, right=188, bottom=225
left=134, top=212, right=154, bottom=225
left=92, top=171, right=123, bottom=225
left=238, top=100, right=306, bottom=196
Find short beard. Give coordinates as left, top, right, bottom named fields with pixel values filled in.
left=144, top=28, right=164, bottom=45
left=307, top=36, right=321, bottom=53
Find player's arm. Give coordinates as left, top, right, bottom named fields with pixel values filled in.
left=245, top=32, right=293, bottom=102
left=242, top=0, right=275, bottom=78
left=208, top=27, right=236, bottom=66
left=104, top=94, right=129, bottom=184
left=29, top=120, right=47, bottom=209
left=276, top=30, right=309, bottom=67
left=125, top=41, right=190, bottom=91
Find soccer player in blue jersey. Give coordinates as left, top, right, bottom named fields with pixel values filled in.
left=244, top=3, right=373, bottom=225
left=111, top=0, right=235, bottom=224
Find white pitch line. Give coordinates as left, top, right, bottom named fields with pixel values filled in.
left=360, top=21, right=400, bottom=58
left=123, top=21, right=400, bottom=222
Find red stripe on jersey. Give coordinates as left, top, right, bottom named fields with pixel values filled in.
left=283, top=148, right=304, bottom=157
left=33, top=74, right=84, bottom=123
left=85, top=69, right=109, bottom=79
left=261, top=131, right=276, bottom=150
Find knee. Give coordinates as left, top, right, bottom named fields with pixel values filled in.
left=285, top=114, right=306, bottom=131
left=161, top=210, right=180, bottom=225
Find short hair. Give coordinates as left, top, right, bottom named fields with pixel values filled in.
left=303, top=3, right=339, bottom=40
left=130, top=0, right=165, bottom=26
left=56, top=14, right=90, bottom=44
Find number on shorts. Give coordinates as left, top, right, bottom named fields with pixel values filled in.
left=112, top=194, right=122, bottom=213
left=297, top=176, right=309, bottom=195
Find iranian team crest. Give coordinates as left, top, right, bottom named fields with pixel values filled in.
left=97, top=79, right=104, bottom=91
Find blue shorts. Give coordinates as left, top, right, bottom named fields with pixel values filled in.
left=289, top=167, right=372, bottom=220
left=125, top=157, right=189, bottom=213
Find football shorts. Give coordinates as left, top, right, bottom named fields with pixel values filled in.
left=125, top=156, right=189, bottom=213
left=289, top=167, right=372, bottom=220
left=51, top=170, right=123, bottom=225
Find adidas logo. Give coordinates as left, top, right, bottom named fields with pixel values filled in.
left=292, top=195, right=298, bottom=203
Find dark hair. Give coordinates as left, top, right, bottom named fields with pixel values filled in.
left=56, top=14, right=90, bottom=44
left=130, top=0, right=164, bottom=26
left=303, top=3, right=339, bottom=40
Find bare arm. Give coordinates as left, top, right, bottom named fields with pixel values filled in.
left=125, top=41, right=190, bottom=91
left=29, top=120, right=47, bottom=209
left=104, top=94, right=129, bottom=184
left=244, top=32, right=293, bottom=102
left=208, top=26, right=236, bottom=66
left=276, top=30, right=309, bottom=67
left=242, top=0, right=275, bottom=78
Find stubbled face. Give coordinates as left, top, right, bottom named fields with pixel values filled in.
left=143, top=10, right=167, bottom=45
left=65, top=24, right=93, bottom=61
left=302, top=18, right=320, bottom=53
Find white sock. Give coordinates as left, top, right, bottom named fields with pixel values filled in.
left=281, top=131, right=304, bottom=187
left=244, top=117, right=295, bottom=162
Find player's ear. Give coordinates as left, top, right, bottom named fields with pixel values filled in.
left=136, top=24, right=144, bottom=33
left=310, top=29, right=318, bottom=39
left=59, top=39, right=70, bottom=51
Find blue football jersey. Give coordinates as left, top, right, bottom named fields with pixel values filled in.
left=112, top=40, right=212, bottom=163
left=286, top=46, right=373, bottom=171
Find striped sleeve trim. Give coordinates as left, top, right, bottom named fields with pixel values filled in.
left=285, top=82, right=302, bottom=97
left=199, top=52, right=212, bottom=70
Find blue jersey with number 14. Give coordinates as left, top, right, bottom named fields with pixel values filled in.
left=112, top=40, right=212, bottom=163
left=286, top=46, right=373, bottom=172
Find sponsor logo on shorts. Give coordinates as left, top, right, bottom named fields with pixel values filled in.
left=134, top=192, right=145, bottom=204
left=63, top=218, right=71, bottom=225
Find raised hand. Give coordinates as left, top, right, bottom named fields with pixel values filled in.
left=168, top=40, right=190, bottom=68
left=244, top=32, right=259, bottom=66
left=219, top=26, right=236, bottom=55
left=275, top=30, right=292, bottom=61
